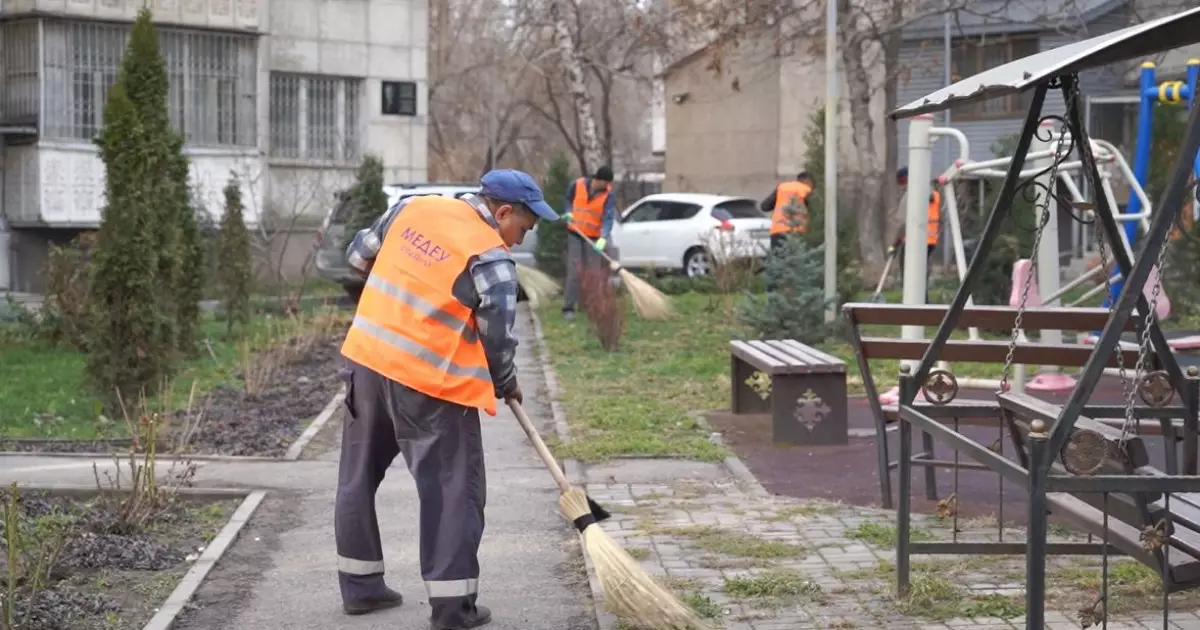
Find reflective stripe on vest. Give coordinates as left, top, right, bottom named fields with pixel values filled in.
left=927, top=190, right=941, bottom=246
left=340, top=196, right=504, bottom=416
left=569, top=178, right=608, bottom=239
left=770, top=181, right=812, bottom=236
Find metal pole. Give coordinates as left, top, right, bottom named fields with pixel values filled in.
left=941, top=1, right=952, bottom=269
left=902, top=115, right=934, bottom=364
left=823, top=0, right=838, bottom=322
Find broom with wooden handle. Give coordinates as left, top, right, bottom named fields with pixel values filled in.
left=506, top=399, right=711, bottom=629
left=570, top=232, right=674, bottom=320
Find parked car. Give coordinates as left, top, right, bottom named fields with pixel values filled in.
left=315, top=183, right=540, bottom=300
left=609, top=193, right=771, bottom=277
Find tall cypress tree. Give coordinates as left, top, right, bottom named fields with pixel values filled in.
left=88, top=82, right=171, bottom=404
left=343, top=155, right=389, bottom=250
left=216, top=176, right=252, bottom=335
left=120, top=8, right=202, bottom=356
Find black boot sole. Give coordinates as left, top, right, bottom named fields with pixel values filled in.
left=343, top=596, right=403, bottom=616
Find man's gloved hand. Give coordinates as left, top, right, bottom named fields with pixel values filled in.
left=561, top=211, right=573, bottom=223
left=503, top=382, right=523, bottom=406
left=593, top=237, right=607, bottom=253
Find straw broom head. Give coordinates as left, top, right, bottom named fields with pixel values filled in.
left=560, top=489, right=712, bottom=630
left=516, top=264, right=562, bottom=307
left=615, top=267, right=674, bottom=320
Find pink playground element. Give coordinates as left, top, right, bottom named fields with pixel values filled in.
left=1026, top=372, right=1077, bottom=392
left=879, top=385, right=928, bottom=405
left=937, top=175, right=947, bottom=185
left=1008, top=259, right=1043, bottom=308
left=955, top=159, right=965, bottom=167
left=1009, top=259, right=1077, bottom=392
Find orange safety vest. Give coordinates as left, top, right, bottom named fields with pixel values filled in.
left=341, top=196, right=506, bottom=416
left=926, top=190, right=941, bottom=246
left=769, top=181, right=812, bottom=236
left=568, top=177, right=609, bottom=239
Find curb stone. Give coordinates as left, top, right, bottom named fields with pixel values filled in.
left=524, top=305, right=616, bottom=630
left=0, top=387, right=347, bottom=464
left=687, top=410, right=773, bottom=500
left=142, top=489, right=268, bottom=630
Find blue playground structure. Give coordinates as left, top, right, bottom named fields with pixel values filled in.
left=1106, top=58, right=1200, bottom=308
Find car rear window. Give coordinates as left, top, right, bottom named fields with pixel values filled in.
left=712, top=199, right=764, bottom=220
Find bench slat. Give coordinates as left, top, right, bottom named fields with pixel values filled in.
left=843, top=303, right=1138, bottom=332
left=781, top=339, right=845, bottom=367
left=730, top=341, right=787, bottom=371
left=760, top=340, right=845, bottom=374
left=747, top=340, right=793, bottom=366
left=999, top=392, right=1150, bottom=468
left=859, top=337, right=1146, bottom=369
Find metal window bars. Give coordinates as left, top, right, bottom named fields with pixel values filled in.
left=0, top=20, right=40, bottom=126
left=268, top=71, right=363, bottom=163
left=32, top=19, right=256, bottom=146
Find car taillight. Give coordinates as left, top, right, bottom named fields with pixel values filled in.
left=717, top=220, right=735, bottom=232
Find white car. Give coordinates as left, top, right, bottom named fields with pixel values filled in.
left=610, top=193, right=772, bottom=277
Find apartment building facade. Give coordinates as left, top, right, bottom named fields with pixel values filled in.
left=0, top=0, right=428, bottom=292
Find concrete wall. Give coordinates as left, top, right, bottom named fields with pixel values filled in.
left=1, top=0, right=266, bottom=29
left=663, top=36, right=782, bottom=198
left=265, top=0, right=428, bottom=220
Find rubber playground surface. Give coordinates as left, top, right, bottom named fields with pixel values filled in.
left=708, top=373, right=1190, bottom=526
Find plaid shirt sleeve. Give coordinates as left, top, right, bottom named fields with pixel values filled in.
left=469, top=246, right=520, bottom=397
left=345, top=197, right=412, bottom=277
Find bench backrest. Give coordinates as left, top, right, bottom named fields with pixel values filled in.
left=843, top=303, right=1155, bottom=370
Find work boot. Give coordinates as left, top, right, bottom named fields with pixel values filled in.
left=342, top=586, right=403, bottom=616
left=430, top=604, right=492, bottom=630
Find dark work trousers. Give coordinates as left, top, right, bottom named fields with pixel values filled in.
left=562, top=231, right=603, bottom=313
left=334, top=359, right=486, bottom=629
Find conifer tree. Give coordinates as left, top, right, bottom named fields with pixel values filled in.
left=343, top=155, right=389, bottom=251
left=87, top=82, right=172, bottom=405
left=216, top=176, right=253, bottom=335
left=534, top=153, right=571, bottom=279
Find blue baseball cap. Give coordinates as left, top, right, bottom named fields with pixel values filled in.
left=479, top=169, right=560, bottom=222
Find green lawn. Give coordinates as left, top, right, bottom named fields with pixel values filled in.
left=0, top=306, right=345, bottom=439
left=536, top=291, right=1023, bottom=462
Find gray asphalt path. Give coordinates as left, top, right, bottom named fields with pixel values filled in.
left=0, top=307, right=597, bottom=630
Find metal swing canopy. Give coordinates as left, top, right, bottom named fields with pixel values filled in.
left=891, top=5, right=1200, bottom=120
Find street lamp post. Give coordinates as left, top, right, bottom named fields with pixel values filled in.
left=823, top=0, right=838, bottom=322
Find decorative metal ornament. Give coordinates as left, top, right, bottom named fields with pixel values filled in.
left=1061, top=428, right=1107, bottom=476
left=1138, top=371, right=1174, bottom=408
left=922, top=369, right=959, bottom=406
left=793, top=389, right=832, bottom=433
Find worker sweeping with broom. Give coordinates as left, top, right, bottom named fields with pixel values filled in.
left=333, top=168, right=556, bottom=630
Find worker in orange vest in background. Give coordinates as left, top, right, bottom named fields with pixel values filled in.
left=335, top=169, right=558, bottom=630
left=761, top=171, right=815, bottom=254
left=559, top=166, right=616, bottom=320
left=891, top=166, right=943, bottom=301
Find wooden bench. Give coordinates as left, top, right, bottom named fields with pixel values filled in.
left=999, top=392, right=1200, bottom=590
left=842, top=301, right=1162, bottom=509
left=729, top=340, right=848, bottom=445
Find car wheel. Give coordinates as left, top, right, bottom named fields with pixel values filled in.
left=683, top=247, right=711, bottom=278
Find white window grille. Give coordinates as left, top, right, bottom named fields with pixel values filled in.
left=0, top=20, right=42, bottom=126
left=268, top=72, right=363, bottom=162
left=40, top=20, right=256, bottom=146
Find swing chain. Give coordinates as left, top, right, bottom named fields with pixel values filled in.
left=1122, top=228, right=1171, bottom=444
left=999, top=124, right=1071, bottom=392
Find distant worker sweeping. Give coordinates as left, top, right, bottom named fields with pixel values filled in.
left=560, top=166, right=616, bottom=320
left=334, top=168, right=558, bottom=630
left=761, top=171, right=815, bottom=251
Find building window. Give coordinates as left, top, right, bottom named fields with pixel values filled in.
left=0, top=21, right=41, bottom=126
left=40, top=20, right=257, bottom=146
left=269, top=72, right=363, bottom=162
left=950, top=35, right=1039, bottom=120
left=381, top=80, right=417, bottom=116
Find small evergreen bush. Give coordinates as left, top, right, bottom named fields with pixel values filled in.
left=216, top=176, right=253, bottom=335
left=738, top=237, right=832, bottom=344
left=534, top=153, right=572, bottom=279
left=343, top=155, right=389, bottom=250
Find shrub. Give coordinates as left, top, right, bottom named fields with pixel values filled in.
left=343, top=155, right=389, bottom=250
left=580, top=266, right=624, bottom=352
left=216, top=176, right=253, bottom=334
left=737, top=237, right=831, bottom=344
left=37, top=232, right=99, bottom=349
left=534, top=153, right=572, bottom=279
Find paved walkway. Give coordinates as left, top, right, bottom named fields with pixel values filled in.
left=0, top=308, right=596, bottom=630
